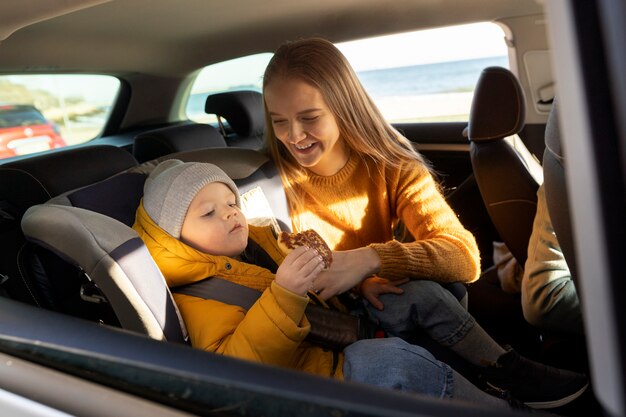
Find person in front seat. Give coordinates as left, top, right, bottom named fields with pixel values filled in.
left=523, top=183, right=583, bottom=335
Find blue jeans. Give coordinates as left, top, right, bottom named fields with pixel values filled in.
left=343, top=337, right=453, bottom=399
left=363, top=280, right=475, bottom=346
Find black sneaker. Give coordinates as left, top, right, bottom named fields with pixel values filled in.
left=479, top=348, right=589, bottom=409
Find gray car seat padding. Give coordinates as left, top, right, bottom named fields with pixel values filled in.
left=21, top=204, right=187, bottom=343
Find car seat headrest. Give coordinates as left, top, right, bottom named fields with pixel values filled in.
left=468, top=66, right=526, bottom=143
left=205, top=90, right=265, bottom=138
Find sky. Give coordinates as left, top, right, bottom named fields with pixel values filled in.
left=337, top=22, right=508, bottom=72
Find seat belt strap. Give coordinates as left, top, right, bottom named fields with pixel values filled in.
left=173, top=277, right=261, bottom=310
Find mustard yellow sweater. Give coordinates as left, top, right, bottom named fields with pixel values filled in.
left=290, top=152, right=481, bottom=283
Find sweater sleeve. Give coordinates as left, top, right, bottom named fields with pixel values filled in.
left=174, top=286, right=311, bottom=367
left=369, top=163, right=481, bottom=283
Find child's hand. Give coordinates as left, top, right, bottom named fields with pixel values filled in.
left=275, top=246, right=325, bottom=296
left=361, top=277, right=409, bottom=310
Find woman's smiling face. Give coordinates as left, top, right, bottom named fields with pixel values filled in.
left=264, top=77, right=349, bottom=176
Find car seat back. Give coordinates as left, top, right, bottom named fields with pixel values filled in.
left=467, top=66, right=543, bottom=266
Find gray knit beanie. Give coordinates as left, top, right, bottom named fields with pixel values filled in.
left=143, top=159, right=241, bottom=238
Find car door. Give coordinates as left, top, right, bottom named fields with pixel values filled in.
left=545, top=0, right=626, bottom=415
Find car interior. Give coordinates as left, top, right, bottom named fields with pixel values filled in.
left=0, top=0, right=625, bottom=416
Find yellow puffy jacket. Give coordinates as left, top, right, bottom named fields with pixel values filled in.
left=133, top=202, right=343, bottom=378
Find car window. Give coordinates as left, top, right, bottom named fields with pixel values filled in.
left=0, top=74, right=120, bottom=160
left=187, top=23, right=507, bottom=125
left=336, top=22, right=509, bottom=122
left=186, top=53, right=273, bottom=123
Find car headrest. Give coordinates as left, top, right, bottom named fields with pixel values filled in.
left=133, top=123, right=227, bottom=163
left=0, top=145, right=138, bottom=214
left=205, top=90, right=265, bottom=138
left=468, top=66, right=526, bottom=143
left=21, top=204, right=188, bottom=343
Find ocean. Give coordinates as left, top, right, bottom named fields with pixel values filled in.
left=187, top=55, right=508, bottom=121
left=357, top=55, right=508, bottom=98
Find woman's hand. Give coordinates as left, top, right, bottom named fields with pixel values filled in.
left=313, top=247, right=381, bottom=300
left=275, top=246, right=325, bottom=296
left=360, top=277, right=409, bottom=310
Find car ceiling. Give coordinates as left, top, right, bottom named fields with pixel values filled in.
left=0, top=0, right=543, bottom=77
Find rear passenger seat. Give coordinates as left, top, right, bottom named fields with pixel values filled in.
left=19, top=147, right=290, bottom=341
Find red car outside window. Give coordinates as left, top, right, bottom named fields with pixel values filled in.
left=0, top=104, right=67, bottom=159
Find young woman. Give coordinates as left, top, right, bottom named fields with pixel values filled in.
left=262, top=37, right=588, bottom=409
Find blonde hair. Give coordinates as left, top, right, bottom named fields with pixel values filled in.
left=262, top=37, right=431, bottom=212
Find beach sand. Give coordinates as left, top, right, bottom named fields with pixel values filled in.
left=376, top=91, right=474, bottom=122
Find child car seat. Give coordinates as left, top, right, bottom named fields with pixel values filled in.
left=21, top=147, right=290, bottom=341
